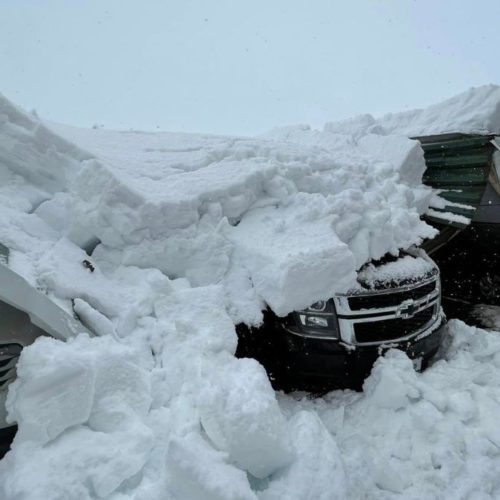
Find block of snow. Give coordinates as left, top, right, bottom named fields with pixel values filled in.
left=362, top=350, right=420, bottom=411
left=260, top=411, right=346, bottom=500
left=165, top=432, right=257, bottom=500
left=198, top=355, right=293, bottom=479
left=228, top=204, right=357, bottom=315
left=6, top=334, right=152, bottom=443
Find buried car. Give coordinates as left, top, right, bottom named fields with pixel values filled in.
left=237, top=248, right=445, bottom=390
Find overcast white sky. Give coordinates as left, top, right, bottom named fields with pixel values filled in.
left=1, top=0, right=499, bottom=135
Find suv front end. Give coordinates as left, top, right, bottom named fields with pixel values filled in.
left=236, top=250, right=446, bottom=389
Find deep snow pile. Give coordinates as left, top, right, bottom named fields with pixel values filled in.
left=7, top=320, right=500, bottom=500
left=1, top=85, right=500, bottom=499
left=278, top=320, right=500, bottom=499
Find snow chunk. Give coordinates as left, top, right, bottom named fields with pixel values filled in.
left=357, top=133, right=426, bottom=187
left=6, top=335, right=152, bottom=443
left=199, top=356, right=293, bottom=479
left=363, top=350, right=419, bottom=410
left=1, top=334, right=154, bottom=499
left=166, top=432, right=257, bottom=500
left=228, top=203, right=356, bottom=315
left=259, top=411, right=346, bottom=500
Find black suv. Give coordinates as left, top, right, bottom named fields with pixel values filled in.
left=237, top=249, right=445, bottom=390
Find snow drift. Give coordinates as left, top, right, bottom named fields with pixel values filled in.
left=2, top=85, right=500, bottom=499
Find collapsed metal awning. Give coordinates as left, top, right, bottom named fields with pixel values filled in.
left=412, top=133, right=500, bottom=254
left=0, top=243, right=89, bottom=342
left=415, top=133, right=499, bottom=230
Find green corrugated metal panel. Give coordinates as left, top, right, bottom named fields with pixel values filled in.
left=437, top=186, right=488, bottom=205
left=421, top=136, right=491, bottom=152
left=424, top=152, right=490, bottom=168
left=427, top=205, right=476, bottom=218
left=423, top=166, right=488, bottom=185
left=425, top=215, right=464, bottom=230
left=418, top=134, right=495, bottom=229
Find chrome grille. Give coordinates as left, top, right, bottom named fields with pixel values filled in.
left=335, top=276, right=441, bottom=345
left=354, top=305, right=436, bottom=343
left=348, top=281, right=437, bottom=311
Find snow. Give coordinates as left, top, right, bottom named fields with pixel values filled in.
left=198, top=356, right=294, bottom=479
left=356, top=253, right=435, bottom=288
left=258, top=411, right=346, bottom=500
left=278, top=320, right=500, bottom=498
left=427, top=208, right=472, bottom=226
left=323, top=84, right=500, bottom=138
left=6, top=320, right=500, bottom=499
left=45, top=105, right=437, bottom=321
left=1, top=86, right=500, bottom=499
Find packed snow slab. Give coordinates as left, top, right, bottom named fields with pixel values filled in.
left=324, top=84, right=500, bottom=138
left=48, top=118, right=435, bottom=318
left=0, top=94, right=87, bottom=196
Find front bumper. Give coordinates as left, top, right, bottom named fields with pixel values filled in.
left=281, top=315, right=445, bottom=384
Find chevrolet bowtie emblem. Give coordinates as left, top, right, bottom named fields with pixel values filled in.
left=397, top=300, right=419, bottom=319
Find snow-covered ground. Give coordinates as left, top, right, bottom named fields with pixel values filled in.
left=1, top=86, right=500, bottom=499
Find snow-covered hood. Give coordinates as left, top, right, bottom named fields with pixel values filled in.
left=355, top=253, right=438, bottom=291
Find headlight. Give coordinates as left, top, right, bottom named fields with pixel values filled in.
left=299, top=314, right=328, bottom=328
left=289, top=299, right=340, bottom=340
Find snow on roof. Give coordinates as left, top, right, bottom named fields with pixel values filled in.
left=325, top=84, right=500, bottom=138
